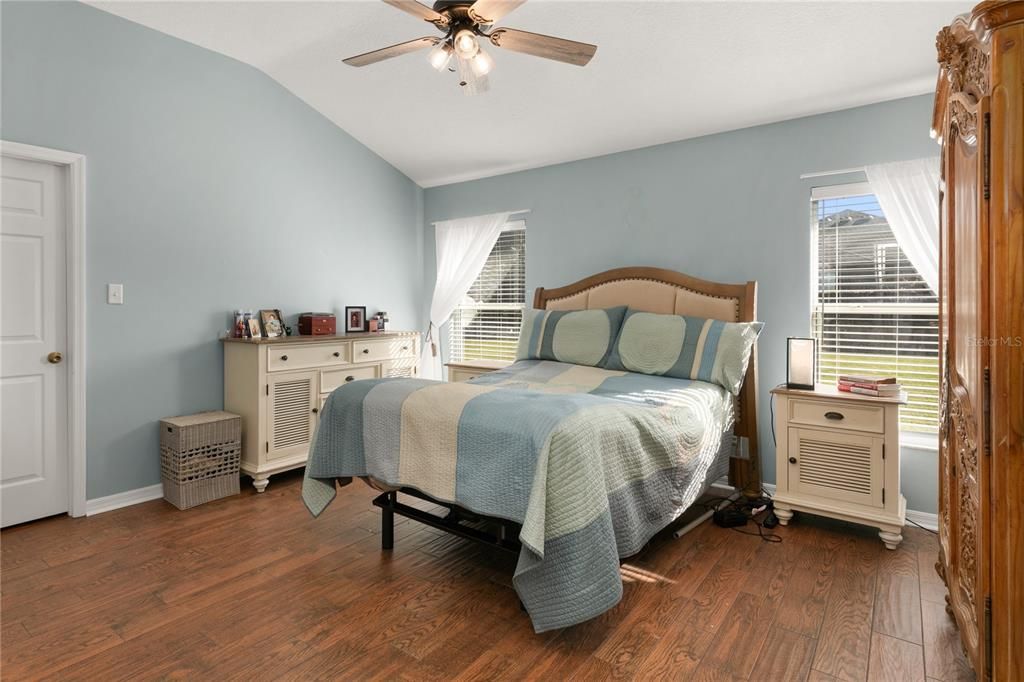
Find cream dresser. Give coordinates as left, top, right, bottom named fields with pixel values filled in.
left=770, top=384, right=907, bottom=549
left=223, top=331, right=419, bottom=492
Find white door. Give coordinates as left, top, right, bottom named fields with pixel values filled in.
left=1, top=155, right=69, bottom=527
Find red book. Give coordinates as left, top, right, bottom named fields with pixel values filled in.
left=838, top=374, right=897, bottom=385
left=838, top=380, right=901, bottom=392
left=838, top=384, right=901, bottom=397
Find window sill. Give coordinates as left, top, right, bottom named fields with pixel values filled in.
left=900, top=430, right=938, bottom=452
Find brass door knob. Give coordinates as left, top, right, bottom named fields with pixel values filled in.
left=47, top=352, right=63, bottom=364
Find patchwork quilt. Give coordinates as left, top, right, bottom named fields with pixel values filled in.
left=302, top=360, right=734, bottom=632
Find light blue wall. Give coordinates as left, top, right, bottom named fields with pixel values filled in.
left=424, top=94, right=939, bottom=514
left=1, top=2, right=424, bottom=499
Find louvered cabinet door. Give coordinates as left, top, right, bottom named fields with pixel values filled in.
left=787, top=427, right=884, bottom=508
left=266, top=370, right=318, bottom=462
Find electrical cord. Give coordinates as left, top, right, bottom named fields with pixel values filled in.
left=906, top=516, right=938, bottom=534
left=698, top=491, right=782, bottom=543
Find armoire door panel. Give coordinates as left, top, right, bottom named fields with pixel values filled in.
left=987, top=18, right=1024, bottom=682
left=942, top=116, right=990, bottom=675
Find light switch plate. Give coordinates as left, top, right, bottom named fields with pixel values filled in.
left=107, top=283, right=124, bottom=305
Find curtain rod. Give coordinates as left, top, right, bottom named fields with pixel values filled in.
left=431, top=209, right=531, bottom=226
left=799, top=166, right=866, bottom=180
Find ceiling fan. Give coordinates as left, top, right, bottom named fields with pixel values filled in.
left=342, top=0, right=597, bottom=94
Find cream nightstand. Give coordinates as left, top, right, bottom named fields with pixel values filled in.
left=770, top=384, right=907, bottom=549
left=445, top=359, right=512, bottom=382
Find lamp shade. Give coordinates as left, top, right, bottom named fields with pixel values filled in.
left=787, top=337, right=816, bottom=390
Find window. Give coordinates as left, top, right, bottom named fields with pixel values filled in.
left=448, top=222, right=526, bottom=362
left=811, top=183, right=939, bottom=432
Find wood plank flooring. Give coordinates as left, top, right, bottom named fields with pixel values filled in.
left=1, top=471, right=976, bottom=681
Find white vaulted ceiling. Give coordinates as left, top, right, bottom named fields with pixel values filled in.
left=88, top=1, right=968, bottom=187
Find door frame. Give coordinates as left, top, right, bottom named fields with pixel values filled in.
left=2, top=140, right=87, bottom=518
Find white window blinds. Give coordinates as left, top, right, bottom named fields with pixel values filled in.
left=811, top=184, right=939, bottom=433
left=448, top=223, right=526, bottom=362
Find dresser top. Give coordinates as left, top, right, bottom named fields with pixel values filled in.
left=222, top=330, right=417, bottom=345
left=771, top=383, right=908, bottom=405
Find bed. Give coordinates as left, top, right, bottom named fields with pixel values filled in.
left=303, top=267, right=761, bottom=632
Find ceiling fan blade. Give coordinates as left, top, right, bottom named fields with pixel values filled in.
left=381, top=0, right=450, bottom=27
left=468, top=0, right=526, bottom=25
left=488, top=28, right=596, bottom=66
left=343, top=37, right=439, bottom=67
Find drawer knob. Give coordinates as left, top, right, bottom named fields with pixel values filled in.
left=402, top=346, right=409, bottom=351
left=333, top=351, right=341, bottom=357
left=824, top=411, right=844, bottom=421
left=312, top=407, right=319, bottom=414
left=280, top=355, right=288, bottom=361
left=362, top=348, right=370, bottom=354
left=345, top=375, right=355, bottom=382
left=789, top=457, right=798, bottom=464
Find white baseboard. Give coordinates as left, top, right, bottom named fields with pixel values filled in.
left=86, top=483, right=164, bottom=516
left=761, top=482, right=938, bottom=532
left=82, top=479, right=941, bottom=532
left=906, top=509, right=939, bottom=531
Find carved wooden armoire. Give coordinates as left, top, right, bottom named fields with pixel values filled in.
left=933, top=2, right=1023, bottom=680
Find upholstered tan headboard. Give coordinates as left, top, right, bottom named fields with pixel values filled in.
left=534, top=266, right=761, bottom=498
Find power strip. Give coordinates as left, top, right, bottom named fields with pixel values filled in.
left=713, top=507, right=748, bottom=528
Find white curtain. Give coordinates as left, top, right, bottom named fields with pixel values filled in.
left=421, top=211, right=513, bottom=380
left=865, top=157, right=941, bottom=295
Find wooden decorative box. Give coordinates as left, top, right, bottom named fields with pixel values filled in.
left=298, top=312, right=336, bottom=336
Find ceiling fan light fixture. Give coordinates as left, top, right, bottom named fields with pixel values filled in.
left=341, top=0, right=599, bottom=92
left=469, top=48, right=494, bottom=77
left=453, top=29, right=479, bottom=59
left=428, top=41, right=453, bottom=71
left=456, top=54, right=489, bottom=96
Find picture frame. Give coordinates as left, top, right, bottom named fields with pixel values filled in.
left=260, top=309, right=284, bottom=338
left=247, top=318, right=263, bottom=339
left=345, top=306, right=367, bottom=333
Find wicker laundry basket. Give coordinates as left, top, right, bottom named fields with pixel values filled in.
left=160, top=411, right=241, bottom=510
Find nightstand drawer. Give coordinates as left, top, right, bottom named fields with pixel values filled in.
left=788, top=398, right=884, bottom=434
left=449, top=368, right=482, bottom=382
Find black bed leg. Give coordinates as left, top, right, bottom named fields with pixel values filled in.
left=381, top=492, right=395, bottom=550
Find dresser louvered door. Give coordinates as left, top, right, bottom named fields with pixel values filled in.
left=788, top=427, right=884, bottom=508
left=266, top=370, right=318, bottom=462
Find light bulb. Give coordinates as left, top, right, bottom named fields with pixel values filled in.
left=428, top=41, right=453, bottom=71
left=469, top=48, right=494, bottom=77
left=453, top=29, right=479, bottom=59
